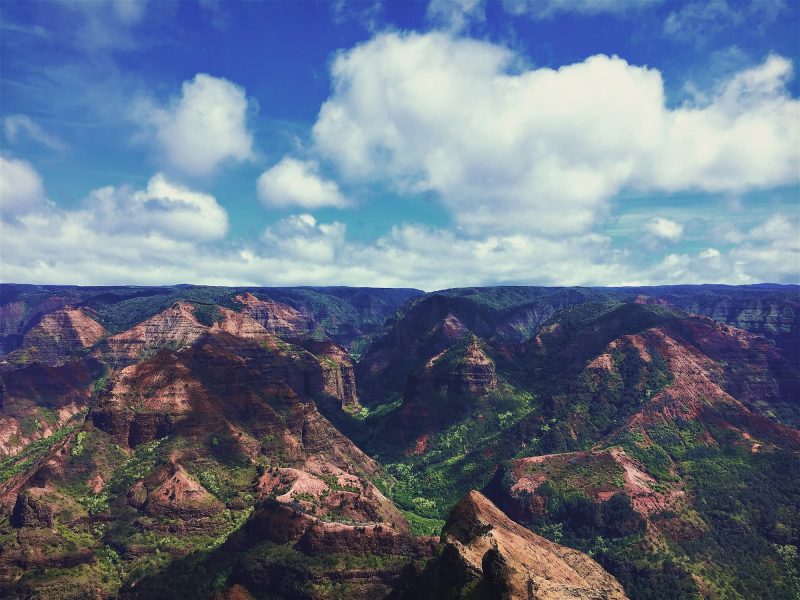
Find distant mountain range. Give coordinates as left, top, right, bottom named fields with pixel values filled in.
left=0, top=283, right=798, bottom=599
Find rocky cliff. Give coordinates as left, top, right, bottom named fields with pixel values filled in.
left=393, top=490, right=628, bottom=600
left=234, top=292, right=313, bottom=337
left=94, top=301, right=208, bottom=368
left=4, top=307, right=106, bottom=367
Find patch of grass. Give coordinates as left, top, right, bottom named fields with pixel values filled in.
left=402, top=510, right=444, bottom=537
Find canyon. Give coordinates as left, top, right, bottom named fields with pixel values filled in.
left=0, top=283, right=798, bottom=599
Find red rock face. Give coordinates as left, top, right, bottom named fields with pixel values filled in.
left=219, top=500, right=436, bottom=599
left=210, top=306, right=278, bottom=343
left=234, top=292, right=312, bottom=337
left=90, top=355, right=199, bottom=448
left=448, top=337, right=498, bottom=396
left=95, top=301, right=208, bottom=367
left=298, top=340, right=361, bottom=411
left=87, top=331, right=398, bottom=525
left=255, top=461, right=402, bottom=528
left=1, top=323, right=418, bottom=597
left=398, top=491, right=628, bottom=600
left=5, top=307, right=106, bottom=367
left=134, top=463, right=225, bottom=519
left=0, top=296, right=77, bottom=347
left=620, top=325, right=800, bottom=450
left=236, top=500, right=432, bottom=556
left=490, top=314, right=800, bottom=556
left=0, top=307, right=104, bottom=456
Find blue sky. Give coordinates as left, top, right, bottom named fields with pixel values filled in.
left=1, top=0, right=798, bottom=289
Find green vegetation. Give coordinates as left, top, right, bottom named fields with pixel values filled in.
left=378, top=383, right=538, bottom=521
left=191, top=302, right=222, bottom=327
left=0, top=423, right=79, bottom=483
left=402, top=509, right=445, bottom=536
left=70, top=431, right=87, bottom=457
left=355, top=394, right=403, bottom=420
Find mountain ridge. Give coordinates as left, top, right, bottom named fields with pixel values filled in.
left=0, top=283, right=797, bottom=599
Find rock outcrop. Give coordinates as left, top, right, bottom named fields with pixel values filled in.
left=616, top=325, right=800, bottom=450
left=210, top=306, right=278, bottom=344
left=94, top=301, right=208, bottom=367
left=448, top=337, right=498, bottom=396
left=234, top=292, right=312, bottom=338
left=199, top=500, right=436, bottom=600
left=90, top=354, right=198, bottom=448
left=393, top=491, right=628, bottom=600
left=233, top=500, right=434, bottom=557
left=11, top=488, right=55, bottom=528
left=0, top=295, right=78, bottom=356
left=132, top=463, right=225, bottom=519
left=6, top=307, right=106, bottom=367
left=0, top=359, right=99, bottom=457
left=298, top=340, right=361, bottom=411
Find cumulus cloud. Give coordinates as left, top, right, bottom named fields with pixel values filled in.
left=133, top=74, right=255, bottom=176
left=1, top=171, right=230, bottom=284
left=261, top=213, right=348, bottom=264
left=733, top=213, right=800, bottom=281
left=502, top=0, right=662, bottom=20
left=0, top=156, right=47, bottom=217
left=644, top=217, right=684, bottom=241
left=642, top=55, right=799, bottom=193
left=83, top=173, right=228, bottom=241
left=3, top=115, right=68, bottom=152
left=257, top=157, right=349, bottom=209
left=1, top=189, right=797, bottom=287
left=427, top=0, right=485, bottom=32
left=313, top=32, right=799, bottom=236
left=644, top=213, right=799, bottom=284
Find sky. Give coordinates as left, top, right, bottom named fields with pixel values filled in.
left=0, top=0, right=798, bottom=290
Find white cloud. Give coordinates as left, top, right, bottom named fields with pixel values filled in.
left=83, top=173, right=228, bottom=241
left=645, top=213, right=799, bottom=284
left=748, top=213, right=795, bottom=241
left=0, top=156, right=47, bottom=217
left=1, top=193, right=798, bottom=287
left=313, top=32, right=799, bottom=236
left=0, top=171, right=230, bottom=284
left=257, top=157, right=349, bottom=209
left=644, top=217, right=684, bottom=241
left=502, top=0, right=662, bottom=19
left=699, top=247, right=721, bottom=259
left=642, top=55, right=799, bottom=194
left=427, top=0, right=485, bottom=32
left=728, top=213, right=800, bottom=282
left=3, top=115, right=68, bottom=152
left=108, top=0, right=147, bottom=25
left=261, top=213, right=348, bottom=264
left=1, top=163, right=796, bottom=288
left=133, top=74, right=254, bottom=176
